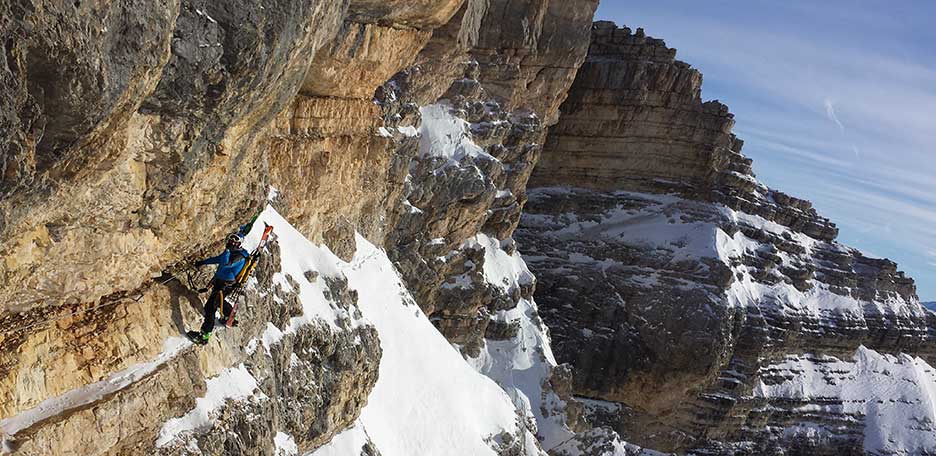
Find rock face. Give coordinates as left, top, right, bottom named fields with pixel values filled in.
left=7, top=2, right=928, bottom=454
left=384, top=0, right=599, bottom=355
left=0, top=1, right=608, bottom=455
left=518, top=22, right=936, bottom=454
left=531, top=21, right=839, bottom=242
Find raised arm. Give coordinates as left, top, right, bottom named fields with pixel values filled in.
left=195, top=250, right=230, bottom=266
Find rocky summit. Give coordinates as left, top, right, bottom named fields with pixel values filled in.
left=0, top=3, right=931, bottom=456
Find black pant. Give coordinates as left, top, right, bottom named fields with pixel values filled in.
left=200, top=279, right=234, bottom=334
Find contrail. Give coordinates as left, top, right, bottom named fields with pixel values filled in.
left=824, top=98, right=846, bottom=132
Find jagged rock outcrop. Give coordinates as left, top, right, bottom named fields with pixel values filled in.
left=383, top=0, right=599, bottom=355
left=518, top=22, right=936, bottom=454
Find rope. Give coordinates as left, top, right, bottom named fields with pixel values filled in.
left=3, top=224, right=273, bottom=336
left=2, top=271, right=196, bottom=336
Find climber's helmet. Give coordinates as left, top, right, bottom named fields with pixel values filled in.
left=226, top=233, right=244, bottom=250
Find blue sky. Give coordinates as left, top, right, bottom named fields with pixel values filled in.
left=595, top=1, right=936, bottom=300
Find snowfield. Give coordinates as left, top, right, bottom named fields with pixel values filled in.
left=313, top=232, right=543, bottom=456
left=523, top=188, right=926, bottom=321
left=756, top=346, right=936, bottom=454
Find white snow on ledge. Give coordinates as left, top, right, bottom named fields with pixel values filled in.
left=274, top=431, right=299, bottom=455
left=0, top=336, right=190, bottom=446
left=418, top=103, right=493, bottom=164
left=156, top=364, right=262, bottom=447
left=755, top=346, right=936, bottom=454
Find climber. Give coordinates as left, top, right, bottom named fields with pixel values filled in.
left=188, top=233, right=250, bottom=345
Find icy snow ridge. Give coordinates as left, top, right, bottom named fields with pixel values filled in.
left=313, top=233, right=543, bottom=456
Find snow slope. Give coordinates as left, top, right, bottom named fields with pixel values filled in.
left=462, top=234, right=636, bottom=456
left=247, top=206, right=544, bottom=455
left=465, top=234, right=573, bottom=448
left=756, top=347, right=936, bottom=454
left=146, top=204, right=538, bottom=455
left=312, top=233, right=543, bottom=456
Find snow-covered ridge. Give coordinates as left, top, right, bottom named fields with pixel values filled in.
left=315, top=232, right=544, bottom=456
left=143, top=204, right=551, bottom=455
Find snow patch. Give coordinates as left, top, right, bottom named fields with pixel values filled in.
left=755, top=346, right=936, bottom=454
left=418, top=103, right=492, bottom=164
left=156, top=364, right=261, bottom=447
left=1, top=336, right=190, bottom=443
left=308, top=422, right=371, bottom=456
left=274, top=431, right=298, bottom=456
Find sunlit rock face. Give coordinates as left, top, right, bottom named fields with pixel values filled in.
left=1, top=1, right=351, bottom=441
left=4, top=217, right=381, bottom=455
left=518, top=21, right=936, bottom=454
left=0, top=1, right=605, bottom=454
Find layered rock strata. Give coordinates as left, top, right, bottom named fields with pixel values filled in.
left=0, top=1, right=461, bottom=453
left=0, top=1, right=615, bottom=455
left=531, top=21, right=838, bottom=242
left=518, top=22, right=936, bottom=454
left=267, top=0, right=469, bottom=257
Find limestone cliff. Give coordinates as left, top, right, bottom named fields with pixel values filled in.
left=0, top=1, right=606, bottom=455
left=518, top=21, right=936, bottom=455
left=3, top=2, right=929, bottom=455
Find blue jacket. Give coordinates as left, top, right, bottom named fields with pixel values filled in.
left=200, top=248, right=250, bottom=281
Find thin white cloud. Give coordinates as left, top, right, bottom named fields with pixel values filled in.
left=824, top=98, right=846, bottom=132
